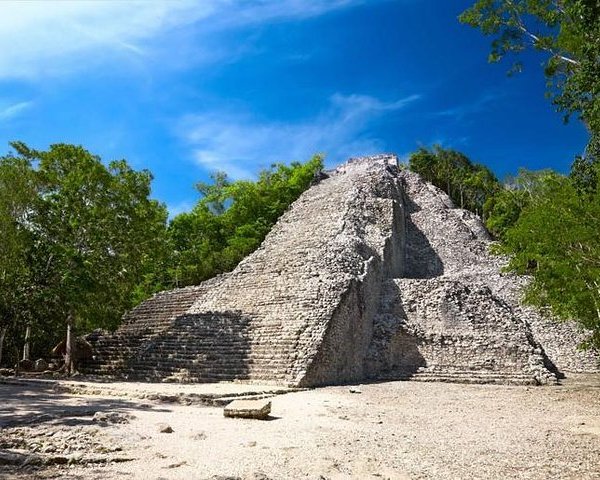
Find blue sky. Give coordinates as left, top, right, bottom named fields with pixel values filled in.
left=0, top=0, right=590, bottom=215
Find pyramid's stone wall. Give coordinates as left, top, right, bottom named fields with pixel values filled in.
left=82, top=155, right=599, bottom=385
left=84, top=156, right=407, bottom=385
left=391, top=171, right=599, bottom=377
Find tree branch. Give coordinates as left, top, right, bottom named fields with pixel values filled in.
left=505, top=0, right=580, bottom=66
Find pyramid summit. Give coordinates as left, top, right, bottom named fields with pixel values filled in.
left=82, top=155, right=599, bottom=386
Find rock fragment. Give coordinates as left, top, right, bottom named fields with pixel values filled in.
left=92, top=411, right=132, bottom=424
left=223, top=399, right=271, bottom=420
left=34, top=358, right=49, bottom=372
left=157, top=423, right=174, bottom=433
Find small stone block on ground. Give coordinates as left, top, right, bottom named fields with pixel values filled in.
left=224, top=399, right=271, bottom=419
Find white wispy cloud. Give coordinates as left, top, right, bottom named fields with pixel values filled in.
left=432, top=92, right=504, bottom=121
left=0, top=0, right=375, bottom=80
left=0, top=1, right=206, bottom=79
left=0, top=101, right=34, bottom=121
left=178, top=92, right=421, bottom=178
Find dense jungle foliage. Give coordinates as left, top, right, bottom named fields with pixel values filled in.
left=0, top=143, right=322, bottom=366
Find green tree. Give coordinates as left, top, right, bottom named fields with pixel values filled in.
left=0, top=154, right=37, bottom=366
left=483, top=168, right=558, bottom=238
left=460, top=0, right=600, bottom=136
left=3, top=143, right=168, bottom=370
left=496, top=166, right=600, bottom=348
left=570, top=133, right=600, bottom=194
left=409, top=146, right=500, bottom=215
left=167, top=155, right=324, bottom=287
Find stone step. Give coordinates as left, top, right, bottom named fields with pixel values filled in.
left=85, top=359, right=293, bottom=372
left=85, top=359, right=290, bottom=372
left=87, top=355, right=293, bottom=367
left=90, top=349, right=296, bottom=361
left=377, top=369, right=538, bottom=385
left=81, top=367, right=289, bottom=380
left=89, top=344, right=297, bottom=354
left=96, top=329, right=300, bottom=338
left=94, top=328, right=305, bottom=342
left=91, top=341, right=298, bottom=352
left=114, top=370, right=289, bottom=382
left=126, top=360, right=291, bottom=369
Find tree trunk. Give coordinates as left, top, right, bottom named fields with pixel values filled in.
left=22, top=324, right=31, bottom=361
left=65, top=316, right=73, bottom=376
left=0, top=326, right=7, bottom=366
left=14, top=345, right=19, bottom=376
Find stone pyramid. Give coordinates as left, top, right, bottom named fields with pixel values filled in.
left=82, top=155, right=599, bottom=386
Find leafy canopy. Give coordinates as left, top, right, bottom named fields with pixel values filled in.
left=409, top=146, right=500, bottom=215
left=483, top=168, right=558, bottom=238
left=460, top=0, right=600, bottom=135
left=460, top=2, right=600, bottom=348
left=165, top=155, right=324, bottom=288
left=495, top=166, right=600, bottom=348
left=0, top=143, right=168, bottom=364
left=0, top=153, right=38, bottom=361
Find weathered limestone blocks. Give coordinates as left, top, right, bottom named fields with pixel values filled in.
left=367, top=279, right=555, bottom=384
left=180, top=156, right=407, bottom=386
left=82, top=154, right=599, bottom=386
left=396, top=170, right=599, bottom=378
left=84, top=155, right=408, bottom=385
left=223, top=399, right=272, bottom=419
left=82, top=280, right=223, bottom=376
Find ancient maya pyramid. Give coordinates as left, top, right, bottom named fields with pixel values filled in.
left=82, top=155, right=599, bottom=386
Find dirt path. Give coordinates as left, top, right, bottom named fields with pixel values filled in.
left=1, top=376, right=599, bottom=479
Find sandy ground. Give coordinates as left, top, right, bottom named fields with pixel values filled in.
left=1, top=376, right=599, bottom=480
